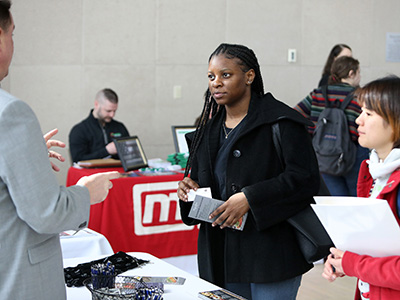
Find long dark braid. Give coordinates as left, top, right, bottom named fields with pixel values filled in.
left=184, top=43, right=264, bottom=177
left=183, top=89, right=219, bottom=177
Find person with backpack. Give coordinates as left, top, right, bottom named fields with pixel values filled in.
left=294, top=56, right=369, bottom=196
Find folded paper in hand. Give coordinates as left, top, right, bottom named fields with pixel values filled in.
left=187, top=187, right=212, bottom=202
left=189, top=195, right=247, bottom=231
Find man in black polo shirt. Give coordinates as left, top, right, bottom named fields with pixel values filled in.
left=69, top=88, right=129, bottom=162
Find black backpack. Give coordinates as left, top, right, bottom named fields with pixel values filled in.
left=312, top=86, right=356, bottom=176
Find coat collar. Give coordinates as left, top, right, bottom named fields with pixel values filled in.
left=203, top=92, right=312, bottom=161
left=246, top=92, right=312, bottom=127
left=359, top=161, right=400, bottom=197
left=209, top=92, right=312, bottom=135
left=379, top=169, right=400, bottom=195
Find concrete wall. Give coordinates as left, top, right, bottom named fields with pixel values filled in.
left=4, top=0, right=399, bottom=184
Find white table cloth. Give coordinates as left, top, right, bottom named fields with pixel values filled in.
left=60, top=228, right=114, bottom=259
left=65, top=252, right=220, bottom=300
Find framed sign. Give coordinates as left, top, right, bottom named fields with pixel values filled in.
left=114, top=136, right=148, bottom=171
left=171, top=126, right=196, bottom=153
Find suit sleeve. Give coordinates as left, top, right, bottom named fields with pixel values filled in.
left=0, top=99, right=90, bottom=234
left=343, top=251, right=400, bottom=291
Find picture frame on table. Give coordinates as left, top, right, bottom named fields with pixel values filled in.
left=171, top=125, right=196, bottom=153
left=114, top=135, right=148, bottom=172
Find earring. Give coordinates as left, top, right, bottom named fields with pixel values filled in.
left=247, top=81, right=252, bottom=84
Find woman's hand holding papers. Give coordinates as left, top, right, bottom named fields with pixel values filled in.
left=178, top=177, right=199, bottom=202
left=209, top=192, right=250, bottom=229
left=322, top=247, right=346, bottom=282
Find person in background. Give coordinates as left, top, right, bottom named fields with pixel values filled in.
left=322, top=75, right=400, bottom=300
left=0, top=1, right=119, bottom=299
left=69, top=88, right=129, bottom=162
left=295, top=56, right=369, bottom=196
left=178, top=43, right=320, bottom=300
left=319, top=44, right=352, bottom=87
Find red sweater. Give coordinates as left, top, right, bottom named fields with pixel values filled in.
left=343, top=160, right=400, bottom=300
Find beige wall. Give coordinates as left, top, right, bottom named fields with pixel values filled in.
left=4, top=0, right=400, bottom=184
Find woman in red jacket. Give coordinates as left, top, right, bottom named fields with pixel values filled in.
left=322, top=75, right=400, bottom=300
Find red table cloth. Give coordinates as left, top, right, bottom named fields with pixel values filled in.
left=67, top=167, right=198, bottom=258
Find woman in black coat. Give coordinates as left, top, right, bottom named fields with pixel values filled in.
left=178, top=43, right=320, bottom=300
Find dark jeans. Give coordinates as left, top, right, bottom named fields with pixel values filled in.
left=225, top=275, right=302, bottom=300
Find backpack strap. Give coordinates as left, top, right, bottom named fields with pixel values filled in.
left=339, top=91, right=354, bottom=110
left=320, top=85, right=330, bottom=108
left=321, top=85, right=354, bottom=110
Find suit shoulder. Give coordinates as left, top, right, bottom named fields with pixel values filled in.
left=0, top=92, right=33, bottom=117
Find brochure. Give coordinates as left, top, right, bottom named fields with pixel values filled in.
left=133, top=276, right=186, bottom=285
left=189, top=195, right=247, bottom=231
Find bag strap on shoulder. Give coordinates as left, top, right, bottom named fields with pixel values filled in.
left=272, top=122, right=330, bottom=196
left=339, top=91, right=354, bottom=110
left=320, top=85, right=330, bottom=107
left=321, top=85, right=354, bottom=110
left=272, top=123, right=283, bottom=167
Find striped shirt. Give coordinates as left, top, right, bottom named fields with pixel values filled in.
left=294, top=83, right=361, bottom=142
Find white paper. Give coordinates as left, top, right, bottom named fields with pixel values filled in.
left=386, top=32, right=400, bottom=62
left=187, top=187, right=212, bottom=202
left=312, top=196, right=400, bottom=257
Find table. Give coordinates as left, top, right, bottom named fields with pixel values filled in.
left=65, top=252, right=220, bottom=300
left=60, top=228, right=114, bottom=259
left=67, top=166, right=199, bottom=258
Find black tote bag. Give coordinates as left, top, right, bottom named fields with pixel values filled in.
left=272, top=122, right=334, bottom=263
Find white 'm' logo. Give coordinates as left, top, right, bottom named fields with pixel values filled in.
left=133, top=181, right=194, bottom=236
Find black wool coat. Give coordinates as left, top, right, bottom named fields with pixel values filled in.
left=180, top=92, right=320, bottom=287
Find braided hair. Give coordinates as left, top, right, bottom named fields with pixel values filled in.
left=184, top=43, right=264, bottom=177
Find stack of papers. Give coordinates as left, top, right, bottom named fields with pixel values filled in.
left=311, top=196, right=400, bottom=257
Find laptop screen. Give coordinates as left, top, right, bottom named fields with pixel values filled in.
left=113, top=136, right=148, bottom=171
